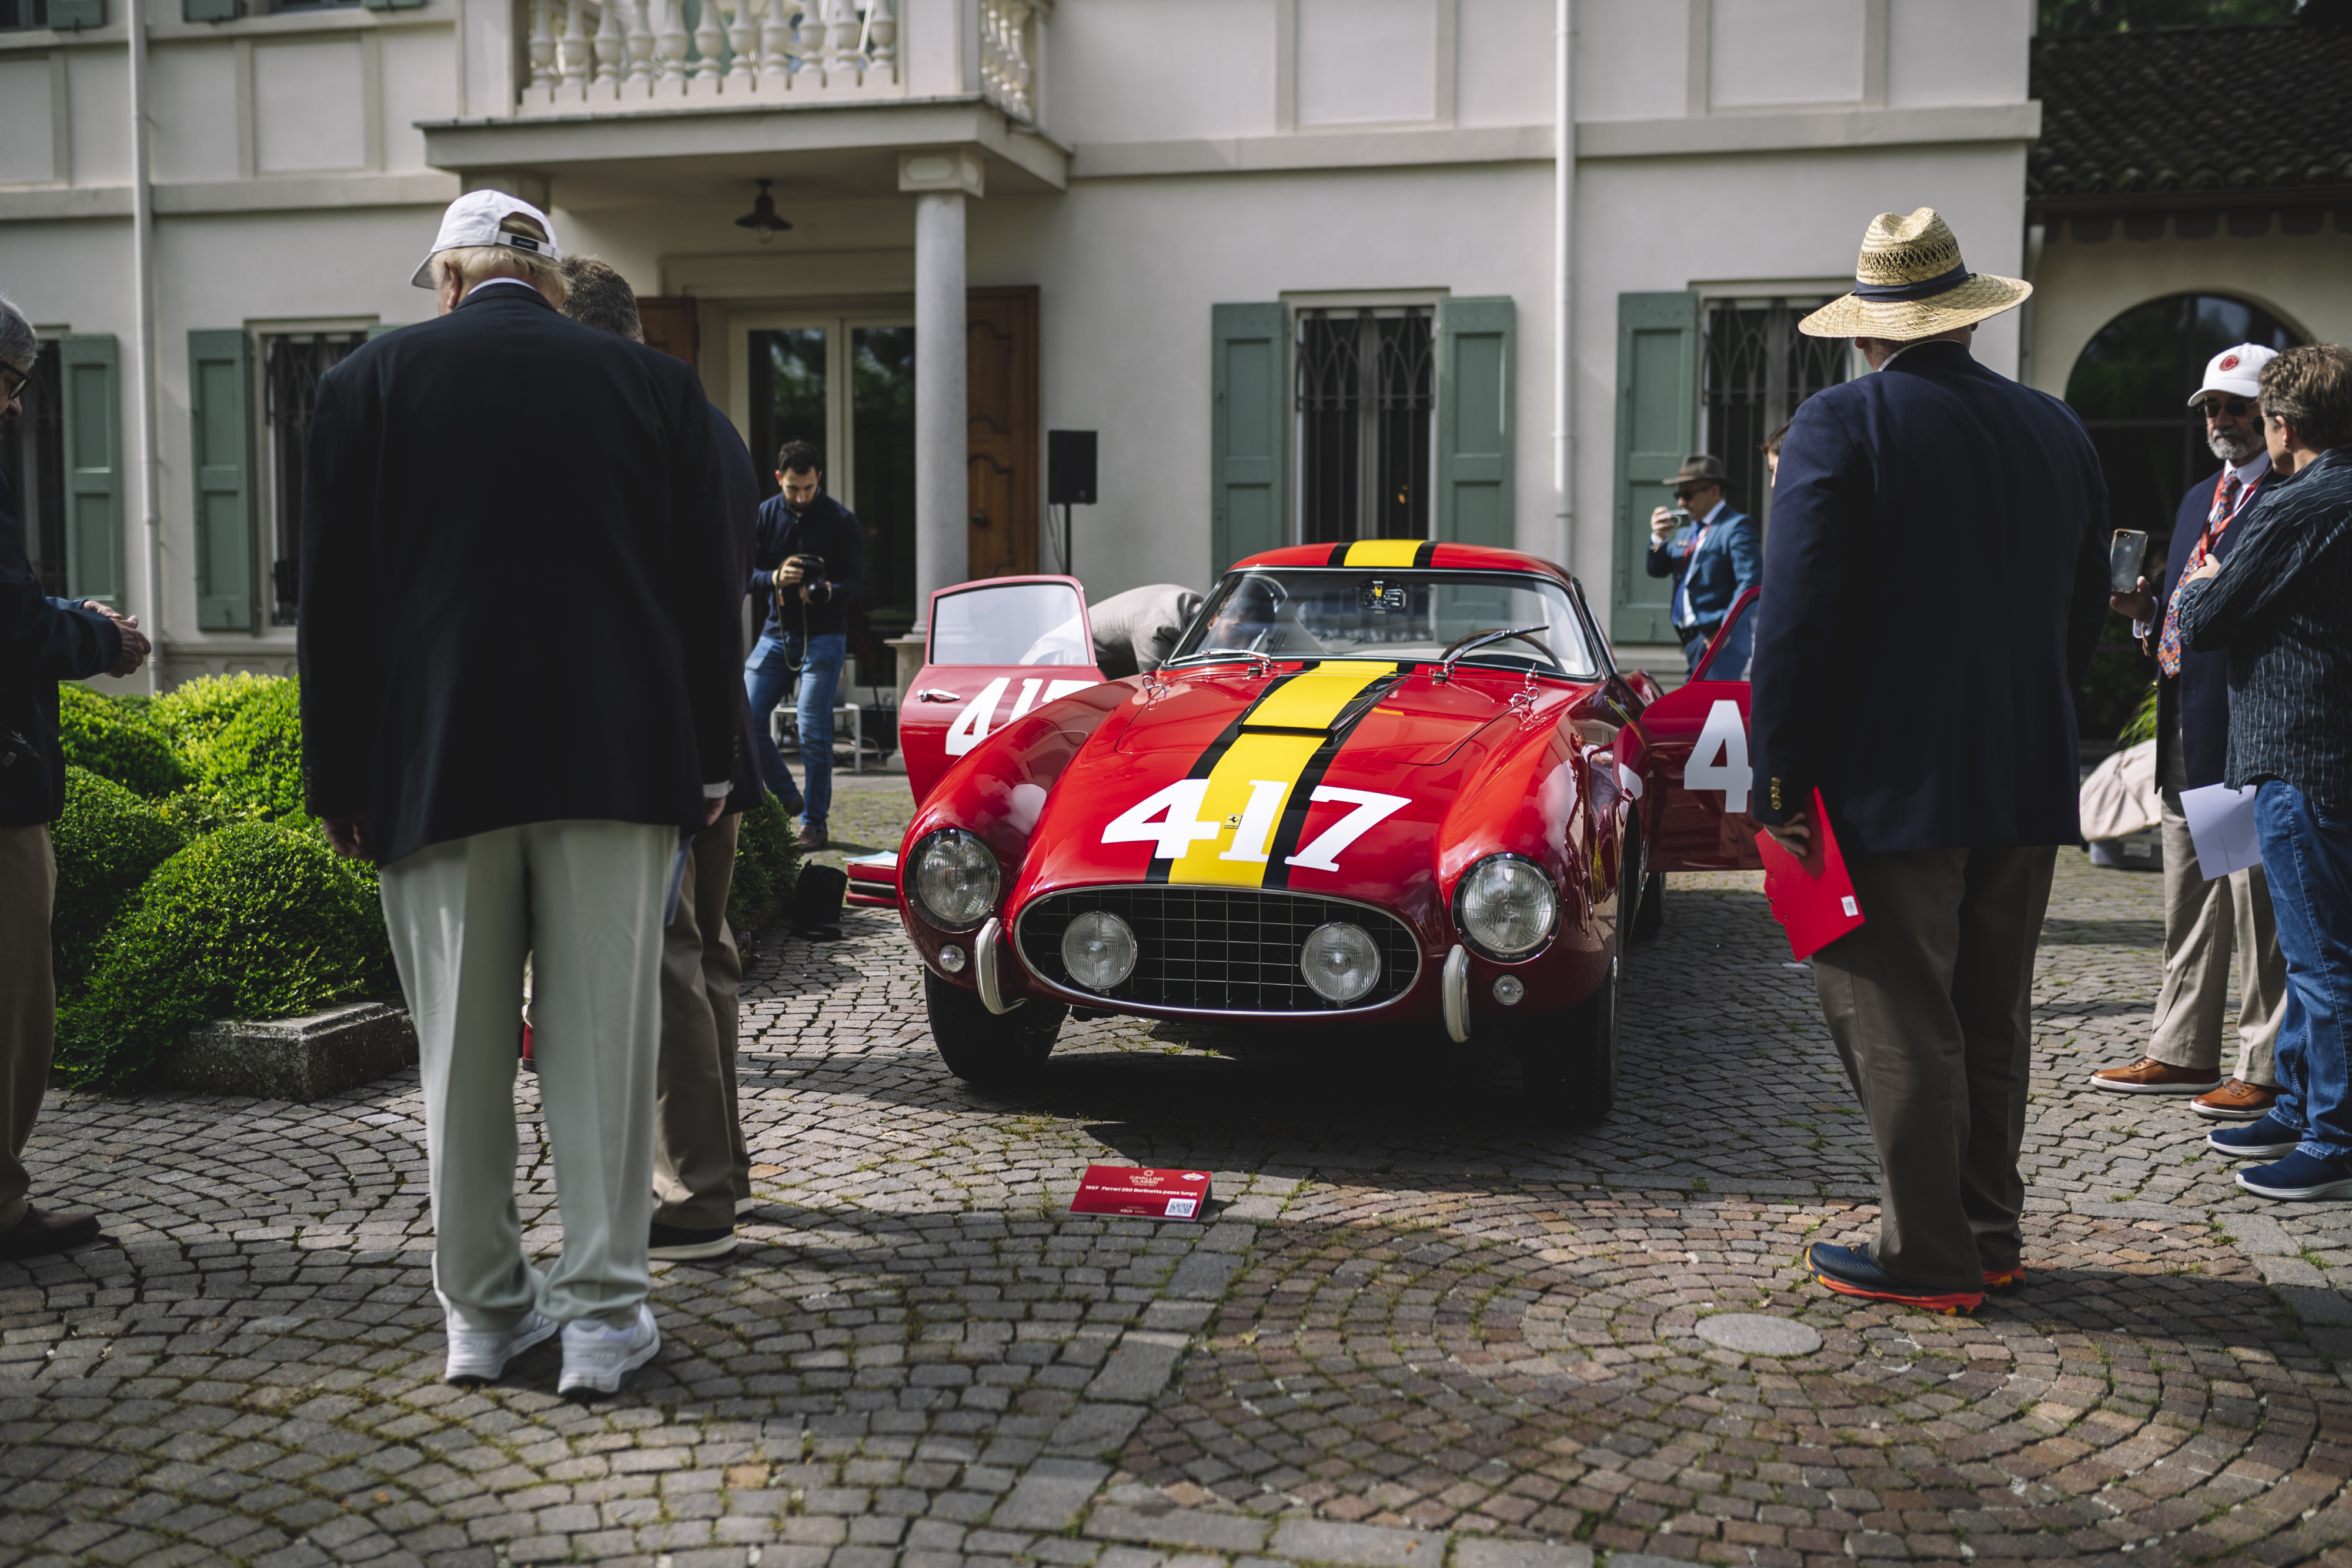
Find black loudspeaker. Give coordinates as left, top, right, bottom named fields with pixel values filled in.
left=790, top=862, right=848, bottom=940
left=1048, top=430, right=1097, bottom=506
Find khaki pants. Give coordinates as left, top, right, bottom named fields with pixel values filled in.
left=2147, top=738, right=2285, bottom=1084
left=1813, top=844, right=2057, bottom=1293
left=1, top=824, right=56, bottom=1233
left=380, top=820, right=674, bottom=1331
left=653, top=813, right=749, bottom=1231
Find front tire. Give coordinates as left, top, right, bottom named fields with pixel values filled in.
left=924, top=968, right=1067, bottom=1086
left=1519, top=942, right=1620, bottom=1128
left=1630, top=870, right=1665, bottom=944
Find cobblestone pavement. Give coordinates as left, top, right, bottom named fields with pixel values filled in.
left=10, top=781, right=2352, bottom=1568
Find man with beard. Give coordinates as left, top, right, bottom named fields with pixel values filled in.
left=744, top=441, right=863, bottom=852
left=2091, top=344, right=2288, bottom=1120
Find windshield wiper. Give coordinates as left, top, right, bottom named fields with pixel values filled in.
left=1437, top=625, right=1554, bottom=676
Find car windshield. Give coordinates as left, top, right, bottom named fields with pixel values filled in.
left=1166, top=569, right=1599, bottom=678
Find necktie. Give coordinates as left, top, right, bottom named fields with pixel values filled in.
left=2157, top=473, right=2242, bottom=677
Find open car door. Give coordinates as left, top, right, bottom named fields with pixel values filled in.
left=1638, top=587, right=1763, bottom=871
left=899, top=574, right=1107, bottom=803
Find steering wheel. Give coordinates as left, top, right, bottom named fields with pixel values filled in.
left=1438, top=624, right=1556, bottom=671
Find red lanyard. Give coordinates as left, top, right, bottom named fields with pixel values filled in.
left=1683, top=522, right=1713, bottom=561
left=2194, top=470, right=2259, bottom=560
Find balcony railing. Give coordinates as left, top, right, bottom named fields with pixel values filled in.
left=515, top=0, right=1041, bottom=121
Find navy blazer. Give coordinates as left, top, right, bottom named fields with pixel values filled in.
left=750, top=490, right=864, bottom=640
left=1645, top=505, right=1761, bottom=631
left=2156, top=465, right=2271, bottom=791
left=1749, top=340, right=2109, bottom=854
left=1, top=465, right=121, bottom=825
left=299, top=286, right=742, bottom=864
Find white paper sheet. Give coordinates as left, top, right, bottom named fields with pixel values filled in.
left=2179, top=781, right=2262, bottom=880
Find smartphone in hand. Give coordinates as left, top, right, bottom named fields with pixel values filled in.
left=2109, top=530, right=2150, bottom=593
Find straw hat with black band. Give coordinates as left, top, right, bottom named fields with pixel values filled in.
left=1799, top=208, right=2030, bottom=341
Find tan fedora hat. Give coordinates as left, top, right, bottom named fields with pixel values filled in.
left=1799, top=207, right=2030, bottom=340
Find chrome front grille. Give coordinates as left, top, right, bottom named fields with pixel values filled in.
left=1015, top=886, right=1422, bottom=1014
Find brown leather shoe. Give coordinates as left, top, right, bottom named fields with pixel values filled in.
left=2090, top=1057, right=2223, bottom=1095
left=2193, top=1078, right=2280, bottom=1121
left=795, top=824, right=827, bottom=852
left=0, top=1206, right=101, bottom=1262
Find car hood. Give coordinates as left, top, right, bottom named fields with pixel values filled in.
left=1012, top=660, right=1572, bottom=912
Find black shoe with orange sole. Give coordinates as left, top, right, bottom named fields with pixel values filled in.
left=1982, top=1264, right=2025, bottom=1292
left=1809, top=1242, right=1984, bottom=1314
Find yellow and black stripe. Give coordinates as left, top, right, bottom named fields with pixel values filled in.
left=1323, top=539, right=1439, bottom=569
left=1147, top=660, right=1401, bottom=888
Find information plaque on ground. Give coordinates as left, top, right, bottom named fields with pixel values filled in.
left=1070, top=1165, right=1211, bottom=1220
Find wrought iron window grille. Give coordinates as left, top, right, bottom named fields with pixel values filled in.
left=1699, top=297, right=1847, bottom=530
left=265, top=332, right=365, bottom=626
left=1295, top=306, right=1434, bottom=547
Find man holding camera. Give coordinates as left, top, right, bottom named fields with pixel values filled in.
left=746, top=441, right=864, bottom=852
left=1645, top=453, right=1762, bottom=676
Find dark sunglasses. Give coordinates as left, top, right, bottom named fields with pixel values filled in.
left=2200, top=396, right=2254, bottom=420
left=1673, top=486, right=1710, bottom=501
left=0, top=364, right=29, bottom=403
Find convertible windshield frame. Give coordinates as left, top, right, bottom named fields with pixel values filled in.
left=1165, top=567, right=1601, bottom=680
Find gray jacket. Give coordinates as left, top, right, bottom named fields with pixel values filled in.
left=2176, top=444, right=2352, bottom=812
left=1089, top=584, right=1205, bottom=678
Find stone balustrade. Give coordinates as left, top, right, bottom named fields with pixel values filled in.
left=514, top=0, right=1043, bottom=121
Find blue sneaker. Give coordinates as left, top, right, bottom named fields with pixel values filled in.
left=1808, top=1242, right=1982, bottom=1314
left=2208, top=1114, right=2302, bottom=1159
left=2238, top=1150, right=2352, bottom=1201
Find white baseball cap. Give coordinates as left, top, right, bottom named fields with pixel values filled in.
left=2187, top=342, right=2278, bottom=405
left=410, top=190, right=563, bottom=289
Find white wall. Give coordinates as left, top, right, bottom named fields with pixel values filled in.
left=2028, top=222, right=2352, bottom=399
left=1051, top=0, right=1279, bottom=143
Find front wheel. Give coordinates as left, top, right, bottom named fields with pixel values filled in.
left=924, top=968, right=1067, bottom=1086
left=1630, top=870, right=1665, bottom=944
left=1518, top=946, right=1620, bottom=1128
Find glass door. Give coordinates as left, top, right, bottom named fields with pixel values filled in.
left=733, top=315, right=917, bottom=627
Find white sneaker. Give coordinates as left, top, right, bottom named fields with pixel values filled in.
left=559, top=1305, right=661, bottom=1396
left=443, top=1309, right=558, bottom=1384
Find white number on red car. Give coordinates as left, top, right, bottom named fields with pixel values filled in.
left=946, top=677, right=1099, bottom=758
left=1102, top=781, right=1408, bottom=870
left=1685, top=698, right=1752, bottom=813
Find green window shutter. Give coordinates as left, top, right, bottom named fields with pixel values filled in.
left=47, top=0, right=103, bottom=26
left=365, top=322, right=407, bottom=339
left=1609, top=291, right=1699, bottom=646
left=1435, top=296, right=1515, bottom=547
left=189, top=329, right=258, bottom=633
left=1210, top=302, right=1287, bottom=577
left=182, top=0, right=238, bottom=19
left=59, top=336, right=122, bottom=604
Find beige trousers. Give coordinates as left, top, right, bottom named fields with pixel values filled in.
left=379, top=819, right=674, bottom=1331
left=2147, top=738, right=2285, bottom=1084
left=653, top=813, right=749, bottom=1231
left=1, top=824, right=56, bottom=1233
left=1813, top=844, right=2057, bottom=1293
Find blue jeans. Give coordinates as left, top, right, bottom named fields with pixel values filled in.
left=2256, top=780, right=2352, bottom=1162
left=744, top=631, right=846, bottom=830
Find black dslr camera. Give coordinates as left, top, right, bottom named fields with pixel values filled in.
left=786, top=553, right=826, bottom=587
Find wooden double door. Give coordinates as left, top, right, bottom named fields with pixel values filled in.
left=645, top=285, right=1043, bottom=588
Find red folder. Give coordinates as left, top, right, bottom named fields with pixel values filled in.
left=1070, top=1165, right=1210, bottom=1221
left=1753, top=788, right=1865, bottom=961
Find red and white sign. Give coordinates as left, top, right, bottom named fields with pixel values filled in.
left=1070, top=1165, right=1211, bottom=1220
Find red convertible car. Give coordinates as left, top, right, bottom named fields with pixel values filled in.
left=885, top=541, right=1785, bottom=1125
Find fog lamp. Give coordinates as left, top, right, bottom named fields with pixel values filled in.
left=1301, top=922, right=1381, bottom=1005
left=1061, top=911, right=1138, bottom=992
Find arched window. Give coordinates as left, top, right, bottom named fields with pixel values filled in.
left=2065, top=293, right=2302, bottom=541
left=2063, top=293, right=2301, bottom=746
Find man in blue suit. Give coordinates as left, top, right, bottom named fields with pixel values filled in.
left=2090, top=344, right=2285, bottom=1118
left=1645, top=453, right=1761, bottom=674
left=1748, top=209, right=2109, bottom=1314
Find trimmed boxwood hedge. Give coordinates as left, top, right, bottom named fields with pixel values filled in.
left=48, top=768, right=188, bottom=997
left=56, top=821, right=395, bottom=1087
left=727, top=795, right=804, bottom=937
left=56, top=684, right=192, bottom=799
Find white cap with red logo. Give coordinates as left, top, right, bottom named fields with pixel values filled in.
left=2187, top=342, right=2279, bottom=405
left=410, top=190, right=563, bottom=289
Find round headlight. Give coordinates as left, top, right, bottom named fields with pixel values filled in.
left=1456, top=854, right=1558, bottom=958
left=910, top=829, right=1000, bottom=930
left=1301, top=922, right=1381, bottom=1005
left=1061, top=911, right=1138, bottom=992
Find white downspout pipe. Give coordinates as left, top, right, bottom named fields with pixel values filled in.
left=1552, top=0, right=1574, bottom=575
left=127, top=0, right=163, bottom=692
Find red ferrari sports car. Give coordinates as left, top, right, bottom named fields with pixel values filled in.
left=884, top=543, right=1763, bottom=1125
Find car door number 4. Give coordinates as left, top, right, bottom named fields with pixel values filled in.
left=1102, top=780, right=1409, bottom=871
left=946, top=677, right=1099, bottom=757
left=1685, top=697, right=1752, bottom=813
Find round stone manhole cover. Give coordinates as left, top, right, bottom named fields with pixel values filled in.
left=1692, top=1312, right=1822, bottom=1356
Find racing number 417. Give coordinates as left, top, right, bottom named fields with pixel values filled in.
left=1103, top=780, right=1409, bottom=871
